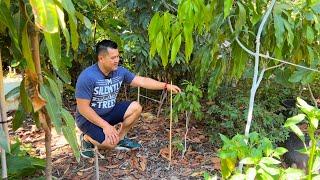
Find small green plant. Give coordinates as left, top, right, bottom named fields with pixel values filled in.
left=0, top=140, right=45, bottom=179
left=284, top=97, right=320, bottom=180
left=173, top=81, right=203, bottom=157
left=218, top=132, right=304, bottom=179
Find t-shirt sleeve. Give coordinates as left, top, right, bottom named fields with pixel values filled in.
left=122, top=67, right=135, bottom=84
left=75, top=74, right=94, bottom=100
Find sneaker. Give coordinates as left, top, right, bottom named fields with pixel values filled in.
left=115, top=138, right=142, bottom=151
left=80, top=134, right=95, bottom=158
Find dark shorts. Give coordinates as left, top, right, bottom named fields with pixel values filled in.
left=77, top=101, right=132, bottom=143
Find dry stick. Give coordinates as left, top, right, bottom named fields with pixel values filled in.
left=307, top=84, right=318, bottom=108
left=169, top=81, right=173, bottom=168
left=0, top=50, right=8, bottom=179
left=157, top=91, right=167, bottom=118
left=182, top=111, right=190, bottom=158
left=94, top=146, right=100, bottom=180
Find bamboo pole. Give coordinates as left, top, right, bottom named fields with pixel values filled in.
left=0, top=50, right=8, bottom=179
left=169, top=81, right=172, bottom=167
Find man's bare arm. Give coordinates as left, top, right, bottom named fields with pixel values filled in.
left=130, top=76, right=181, bottom=93
left=77, top=98, right=110, bottom=128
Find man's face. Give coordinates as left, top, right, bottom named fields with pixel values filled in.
left=98, top=48, right=120, bottom=72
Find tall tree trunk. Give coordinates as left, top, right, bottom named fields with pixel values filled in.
left=30, top=26, right=52, bottom=180
left=0, top=50, right=9, bottom=180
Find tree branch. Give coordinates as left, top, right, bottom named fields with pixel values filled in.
left=228, top=18, right=320, bottom=73
left=307, top=84, right=318, bottom=108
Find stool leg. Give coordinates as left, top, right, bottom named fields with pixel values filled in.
left=94, top=146, right=99, bottom=180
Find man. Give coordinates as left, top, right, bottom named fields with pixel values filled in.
left=75, top=39, right=181, bottom=158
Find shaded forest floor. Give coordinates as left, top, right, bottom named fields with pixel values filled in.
left=9, top=101, right=219, bottom=179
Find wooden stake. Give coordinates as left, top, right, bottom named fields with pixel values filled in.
left=0, top=49, right=8, bottom=179
left=169, top=81, right=172, bottom=167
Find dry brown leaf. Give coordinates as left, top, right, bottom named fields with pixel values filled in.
left=25, top=71, right=46, bottom=111
left=76, top=171, right=83, bottom=176
left=105, top=164, right=119, bottom=169
left=139, top=156, right=147, bottom=171
left=191, top=171, right=205, bottom=177
left=211, top=157, right=221, bottom=170
left=182, top=168, right=192, bottom=176
left=130, top=156, right=139, bottom=170
left=32, top=91, right=46, bottom=112
left=159, top=147, right=170, bottom=161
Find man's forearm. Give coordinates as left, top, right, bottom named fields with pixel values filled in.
left=135, top=77, right=166, bottom=90
left=79, top=107, right=110, bottom=128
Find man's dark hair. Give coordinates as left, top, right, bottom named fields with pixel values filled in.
left=95, top=40, right=118, bottom=55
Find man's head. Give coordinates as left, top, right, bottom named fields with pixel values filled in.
left=96, top=40, right=120, bottom=73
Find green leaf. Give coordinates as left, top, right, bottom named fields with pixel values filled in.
left=156, top=32, right=163, bottom=55
left=273, top=14, right=285, bottom=49
left=224, top=0, right=233, bottom=18
left=208, top=60, right=225, bottom=99
left=240, top=157, right=255, bottom=165
left=219, top=134, right=231, bottom=144
left=61, top=108, right=80, bottom=161
left=260, top=157, right=281, bottom=165
left=29, top=0, right=59, bottom=33
left=69, top=16, right=79, bottom=51
left=75, top=11, right=92, bottom=29
left=230, top=173, right=245, bottom=180
left=235, top=2, right=246, bottom=33
left=246, top=167, right=256, bottom=180
left=58, top=0, right=78, bottom=51
left=148, top=12, right=161, bottom=42
left=310, top=117, right=318, bottom=129
left=5, top=86, right=20, bottom=100
left=45, top=76, right=62, bottom=107
left=312, top=156, right=320, bottom=172
left=61, top=108, right=75, bottom=129
left=40, top=84, right=62, bottom=133
left=297, top=97, right=315, bottom=114
left=284, top=168, right=305, bottom=179
left=56, top=5, right=70, bottom=56
left=0, top=130, right=10, bottom=152
left=183, top=21, right=194, bottom=62
left=44, top=31, right=61, bottom=70
left=306, top=25, right=314, bottom=44
left=221, top=158, right=235, bottom=179
left=284, top=114, right=306, bottom=127
left=95, top=0, right=102, bottom=7
left=231, top=43, right=248, bottom=79
left=259, top=163, right=280, bottom=175
left=22, top=23, right=36, bottom=72
left=12, top=104, right=26, bottom=131
left=170, top=34, right=182, bottom=64
left=273, top=147, right=288, bottom=157
left=20, top=79, right=33, bottom=113
left=0, top=1, right=20, bottom=52
left=289, top=125, right=305, bottom=143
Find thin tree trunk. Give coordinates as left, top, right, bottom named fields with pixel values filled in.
left=239, top=0, right=276, bottom=172
left=0, top=50, right=9, bottom=179
left=31, top=26, right=52, bottom=180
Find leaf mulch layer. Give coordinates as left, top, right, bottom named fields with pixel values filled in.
left=8, top=101, right=219, bottom=179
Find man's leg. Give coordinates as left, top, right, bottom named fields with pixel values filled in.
left=118, top=101, right=142, bottom=140
left=80, top=101, right=142, bottom=150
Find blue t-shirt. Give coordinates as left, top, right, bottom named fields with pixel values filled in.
left=75, top=64, right=135, bottom=126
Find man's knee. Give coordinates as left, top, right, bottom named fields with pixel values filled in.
left=131, top=101, right=142, bottom=115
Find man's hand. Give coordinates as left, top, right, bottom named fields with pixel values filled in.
left=167, top=84, right=181, bottom=94
left=103, top=124, right=120, bottom=145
